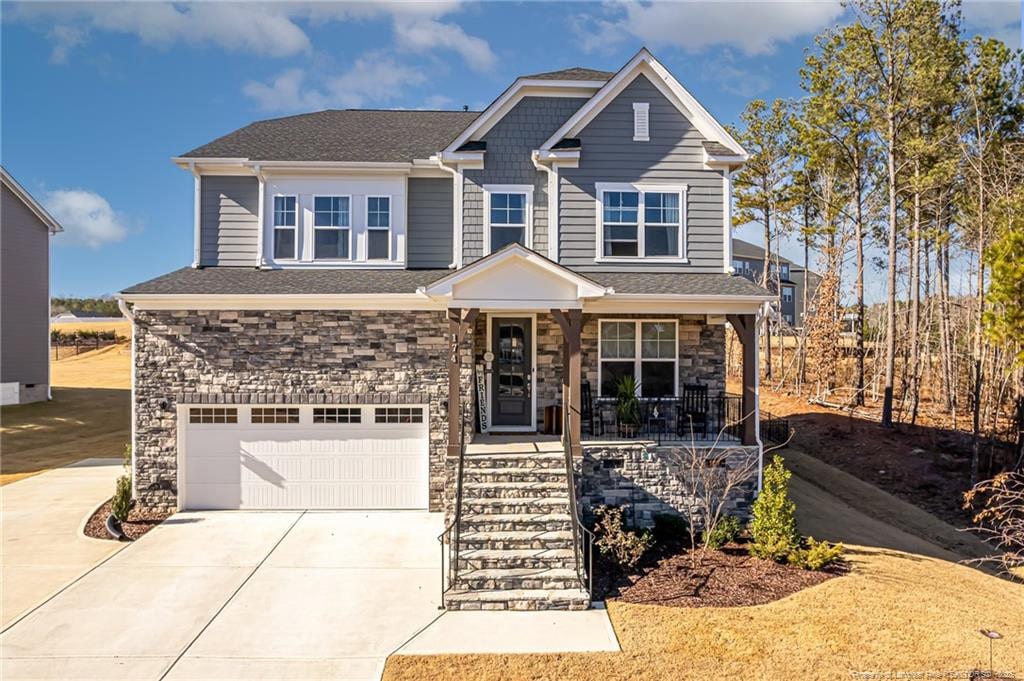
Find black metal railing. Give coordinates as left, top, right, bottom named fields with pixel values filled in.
left=562, top=401, right=595, bottom=602
left=589, top=394, right=744, bottom=445
left=437, top=403, right=468, bottom=607
left=760, top=410, right=791, bottom=445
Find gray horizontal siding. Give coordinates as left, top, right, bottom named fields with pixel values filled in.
left=200, top=176, right=259, bottom=267
left=1, top=184, right=50, bottom=388
left=462, top=96, right=588, bottom=263
left=560, top=74, right=726, bottom=273
left=407, top=177, right=454, bottom=268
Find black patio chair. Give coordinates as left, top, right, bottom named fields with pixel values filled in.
left=676, top=383, right=709, bottom=440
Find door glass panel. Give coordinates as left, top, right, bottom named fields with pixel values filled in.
left=497, top=323, right=526, bottom=397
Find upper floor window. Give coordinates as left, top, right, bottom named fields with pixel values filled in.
left=732, top=259, right=749, bottom=273
left=366, top=196, right=391, bottom=260
left=485, top=186, right=531, bottom=253
left=781, top=263, right=790, bottom=280
left=598, top=184, right=686, bottom=261
left=782, top=287, right=794, bottom=302
left=273, top=196, right=297, bottom=260
left=313, top=196, right=351, bottom=259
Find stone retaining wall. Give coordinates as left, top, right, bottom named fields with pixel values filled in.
left=133, top=309, right=472, bottom=511
left=579, top=442, right=759, bottom=529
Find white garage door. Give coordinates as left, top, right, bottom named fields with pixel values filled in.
left=180, top=404, right=429, bottom=510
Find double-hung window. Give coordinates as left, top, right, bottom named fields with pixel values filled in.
left=598, top=320, right=677, bottom=397
left=313, top=196, right=350, bottom=259
left=598, top=184, right=685, bottom=260
left=486, top=187, right=530, bottom=252
left=782, top=287, right=794, bottom=303
left=366, top=196, right=391, bottom=260
left=273, top=196, right=297, bottom=260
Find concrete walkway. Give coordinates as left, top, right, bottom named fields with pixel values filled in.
left=1, top=511, right=445, bottom=680
left=1, top=458, right=122, bottom=628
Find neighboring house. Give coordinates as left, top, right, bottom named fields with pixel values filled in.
left=51, top=311, right=125, bottom=324
left=120, top=49, right=773, bottom=610
left=731, top=237, right=820, bottom=328
left=1, top=167, right=62, bottom=405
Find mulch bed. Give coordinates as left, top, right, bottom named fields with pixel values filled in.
left=83, top=499, right=172, bottom=541
left=595, top=538, right=845, bottom=608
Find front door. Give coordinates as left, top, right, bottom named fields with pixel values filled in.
left=490, top=317, right=533, bottom=429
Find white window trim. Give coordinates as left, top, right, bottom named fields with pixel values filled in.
left=595, top=182, right=688, bottom=263
left=483, top=184, right=533, bottom=255
left=633, top=102, right=650, bottom=142
left=365, top=194, right=392, bottom=261
left=597, top=319, right=679, bottom=397
left=311, top=194, right=353, bottom=261
left=272, top=194, right=299, bottom=261
left=782, top=286, right=794, bottom=302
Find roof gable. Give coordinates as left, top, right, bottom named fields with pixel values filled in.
left=539, top=48, right=745, bottom=158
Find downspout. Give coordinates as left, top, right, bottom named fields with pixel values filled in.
left=118, top=297, right=137, bottom=496
left=254, top=164, right=266, bottom=268
left=723, top=168, right=734, bottom=273
left=190, top=161, right=201, bottom=268
left=436, top=156, right=463, bottom=269
left=531, top=151, right=558, bottom=262
left=754, top=301, right=768, bottom=491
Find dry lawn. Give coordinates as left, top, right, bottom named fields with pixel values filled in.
left=51, top=320, right=131, bottom=337
left=1, top=336, right=131, bottom=484
left=385, top=547, right=1024, bottom=680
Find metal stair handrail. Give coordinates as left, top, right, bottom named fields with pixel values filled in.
left=562, top=401, right=594, bottom=601
left=437, top=402, right=468, bottom=607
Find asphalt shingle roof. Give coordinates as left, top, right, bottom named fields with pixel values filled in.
left=123, top=267, right=771, bottom=298
left=732, top=237, right=795, bottom=265
left=180, top=110, right=481, bottom=163
left=523, top=67, right=615, bottom=81
left=703, top=141, right=741, bottom=156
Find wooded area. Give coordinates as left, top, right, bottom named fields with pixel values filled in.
left=731, top=0, right=1023, bottom=483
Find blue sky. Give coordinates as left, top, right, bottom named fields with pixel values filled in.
left=2, top=1, right=1020, bottom=299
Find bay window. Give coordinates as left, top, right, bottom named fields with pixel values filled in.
left=599, top=320, right=678, bottom=397
left=273, top=195, right=297, bottom=260
left=313, top=196, right=350, bottom=259
left=598, top=184, right=686, bottom=260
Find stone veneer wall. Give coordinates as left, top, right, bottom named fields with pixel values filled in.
left=579, top=443, right=759, bottom=529
left=133, top=309, right=473, bottom=512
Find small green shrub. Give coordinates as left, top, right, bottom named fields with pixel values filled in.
left=594, top=505, right=653, bottom=570
left=788, top=537, right=844, bottom=571
left=111, top=443, right=133, bottom=523
left=703, top=515, right=742, bottom=550
left=749, top=454, right=799, bottom=561
left=652, top=513, right=689, bottom=541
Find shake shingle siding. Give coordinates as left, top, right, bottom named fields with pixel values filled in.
left=559, top=74, right=726, bottom=273
left=200, top=176, right=259, bottom=267
left=407, top=177, right=454, bottom=268
left=462, top=96, right=589, bottom=263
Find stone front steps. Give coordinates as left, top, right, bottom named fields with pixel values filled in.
left=443, top=447, right=590, bottom=611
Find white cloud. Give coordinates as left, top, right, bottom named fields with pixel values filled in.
left=423, top=94, right=455, bottom=109
left=44, top=189, right=129, bottom=248
left=11, top=1, right=495, bottom=68
left=576, top=0, right=845, bottom=56
left=243, top=54, right=427, bottom=112
left=962, top=0, right=1021, bottom=48
left=701, top=52, right=773, bottom=97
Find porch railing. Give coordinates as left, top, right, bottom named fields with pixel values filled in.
left=562, top=401, right=594, bottom=602
left=437, top=402, right=468, bottom=608
left=588, top=394, right=744, bottom=445
left=760, top=410, right=791, bottom=445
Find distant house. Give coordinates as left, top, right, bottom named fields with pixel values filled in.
left=51, top=311, right=124, bottom=324
left=1, top=167, right=63, bottom=405
left=731, top=237, right=820, bottom=329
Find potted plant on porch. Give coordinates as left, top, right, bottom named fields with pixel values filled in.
left=615, top=375, right=642, bottom=438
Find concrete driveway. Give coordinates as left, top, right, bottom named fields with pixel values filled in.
left=1, top=458, right=122, bottom=627
left=1, top=510, right=443, bottom=680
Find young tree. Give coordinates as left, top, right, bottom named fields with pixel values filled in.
left=733, top=98, right=795, bottom=378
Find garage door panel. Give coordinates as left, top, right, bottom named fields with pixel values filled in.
left=182, top=406, right=429, bottom=510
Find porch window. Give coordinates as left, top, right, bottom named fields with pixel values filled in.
left=598, top=320, right=678, bottom=397
left=313, top=196, right=351, bottom=259
left=273, top=195, right=297, bottom=260
left=488, top=191, right=527, bottom=251
left=598, top=184, right=686, bottom=260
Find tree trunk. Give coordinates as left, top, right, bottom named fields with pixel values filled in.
left=854, top=160, right=866, bottom=407
left=909, top=171, right=922, bottom=424
left=971, top=165, right=986, bottom=484
left=762, top=213, right=773, bottom=380
left=881, top=110, right=898, bottom=428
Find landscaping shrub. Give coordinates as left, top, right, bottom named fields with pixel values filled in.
left=749, top=454, right=799, bottom=561
left=653, top=512, right=689, bottom=541
left=703, top=515, right=742, bottom=550
left=788, top=537, right=844, bottom=571
left=111, top=444, right=133, bottom=523
left=594, top=505, right=653, bottom=570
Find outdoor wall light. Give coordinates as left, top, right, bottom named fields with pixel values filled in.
left=159, top=398, right=170, bottom=410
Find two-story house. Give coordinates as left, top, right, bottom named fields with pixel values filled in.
left=120, top=49, right=773, bottom=611
left=732, top=237, right=820, bottom=328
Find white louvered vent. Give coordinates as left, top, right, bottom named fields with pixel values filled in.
left=633, top=102, right=650, bottom=141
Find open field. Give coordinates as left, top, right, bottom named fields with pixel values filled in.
left=50, top=319, right=131, bottom=336
left=1, top=338, right=131, bottom=485
left=385, top=545, right=1024, bottom=681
